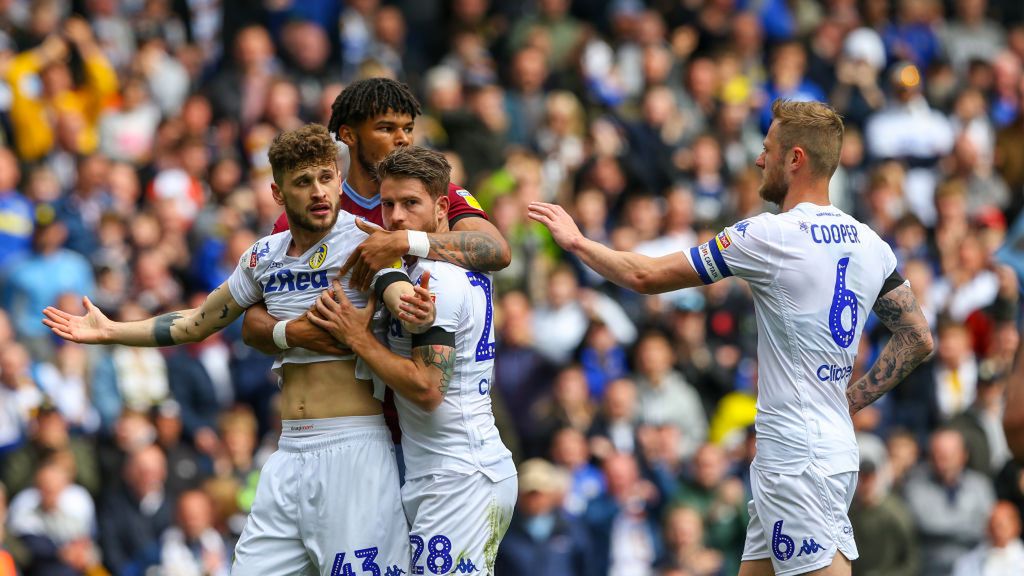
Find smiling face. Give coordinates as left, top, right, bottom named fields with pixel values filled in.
left=272, top=162, right=341, bottom=233
left=755, top=121, right=791, bottom=205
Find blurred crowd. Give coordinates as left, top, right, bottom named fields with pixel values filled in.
left=1, top=0, right=1024, bottom=575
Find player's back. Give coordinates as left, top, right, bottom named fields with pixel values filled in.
left=716, top=203, right=897, bottom=476
left=383, top=259, right=515, bottom=483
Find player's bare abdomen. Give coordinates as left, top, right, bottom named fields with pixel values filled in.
left=280, top=359, right=381, bottom=420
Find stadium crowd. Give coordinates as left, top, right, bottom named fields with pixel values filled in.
left=1, top=0, right=1024, bottom=575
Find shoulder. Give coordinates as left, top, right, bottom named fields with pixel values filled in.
left=238, top=234, right=283, bottom=272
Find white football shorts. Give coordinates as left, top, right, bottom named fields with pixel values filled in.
left=741, top=461, right=859, bottom=576
left=231, top=415, right=409, bottom=575
left=401, top=471, right=517, bottom=576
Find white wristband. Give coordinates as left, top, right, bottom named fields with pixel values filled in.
left=272, top=320, right=291, bottom=350
left=407, top=230, right=430, bottom=258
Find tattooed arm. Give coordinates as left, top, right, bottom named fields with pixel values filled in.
left=43, top=282, right=246, bottom=347
left=846, top=283, right=934, bottom=416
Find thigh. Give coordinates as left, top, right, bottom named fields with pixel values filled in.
left=303, top=433, right=410, bottom=576
left=739, top=559, right=776, bottom=576
left=232, top=451, right=317, bottom=575
left=403, top=473, right=518, bottom=576
left=748, top=465, right=858, bottom=576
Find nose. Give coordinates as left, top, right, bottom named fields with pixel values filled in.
left=755, top=154, right=765, bottom=169
left=395, top=128, right=411, bottom=147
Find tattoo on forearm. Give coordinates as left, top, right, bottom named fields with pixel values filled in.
left=429, top=232, right=502, bottom=271
left=846, top=285, right=932, bottom=414
left=219, top=304, right=229, bottom=319
left=154, top=312, right=184, bottom=346
left=418, top=345, right=455, bottom=397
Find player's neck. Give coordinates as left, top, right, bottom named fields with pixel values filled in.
left=345, top=162, right=380, bottom=200
left=289, top=226, right=331, bottom=256
left=781, top=182, right=831, bottom=212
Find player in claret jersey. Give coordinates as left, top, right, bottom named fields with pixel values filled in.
left=310, top=146, right=516, bottom=576
left=530, top=100, right=934, bottom=576
left=242, top=78, right=510, bottom=475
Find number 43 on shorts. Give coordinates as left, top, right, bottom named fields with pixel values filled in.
left=331, top=547, right=404, bottom=576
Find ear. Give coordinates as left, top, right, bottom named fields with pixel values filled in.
left=270, top=182, right=285, bottom=207
left=789, top=146, right=807, bottom=173
left=337, top=124, right=356, bottom=147
left=436, top=194, right=450, bottom=221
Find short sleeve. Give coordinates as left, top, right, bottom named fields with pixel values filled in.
left=685, top=216, right=780, bottom=285
left=446, top=184, right=488, bottom=227
left=227, top=242, right=264, bottom=308
left=425, top=269, right=465, bottom=335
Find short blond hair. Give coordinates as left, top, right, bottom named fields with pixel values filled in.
left=770, top=100, right=844, bottom=179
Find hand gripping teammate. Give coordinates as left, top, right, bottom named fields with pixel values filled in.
left=309, top=146, right=516, bottom=576
left=529, top=100, right=934, bottom=576
left=43, top=124, right=435, bottom=576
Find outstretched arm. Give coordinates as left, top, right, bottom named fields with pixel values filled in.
left=528, top=202, right=703, bottom=293
left=43, top=283, right=244, bottom=347
left=307, top=282, right=448, bottom=411
left=846, top=283, right=934, bottom=416
left=340, top=217, right=511, bottom=290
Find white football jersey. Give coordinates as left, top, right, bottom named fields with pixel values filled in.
left=686, top=203, right=898, bottom=475
left=227, top=210, right=407, bottom=374
left=376, top=259, right=515, bottom=483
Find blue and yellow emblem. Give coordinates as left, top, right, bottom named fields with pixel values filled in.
left=456, top=188, right=483, bottom=211
left=309, top=243, right=328, bottom=269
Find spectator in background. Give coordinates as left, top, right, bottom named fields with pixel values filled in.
left=5, top=17, right=118, bottom=161
left=585, top=453, right=663, bottom=576
left=550, top=427, right=604, bottom=517
left=941, top=0, right=1007, bottom=74
left=2, top=402, right=100, bottom=498
left=659, top=506, right=724, bottom=576
left=0, top=204, right=94, bottom=359
left=153, top=400, right=210, bottom=496
left=588, top=377, right=641, bottom=460
left=0, top=483, right=17, bottom=575
left=99, top=444, right=174, bottom=575
left=7, top=458, right=102, bottom=576
left=0, top=343, right=43, bottom=453
left=849, top=457, right=919, bottom=576
left=496, top=458, right=595, bottom=576
left=158, top=489, right=230, bottom=576
left=0, top=147, right=32, bottom=269
left=865, top=61, right=955, bottom=226
left=952, top=500, right=1024, bottom=576
left=904, top=427, right=995, bottom=575
left=633, top=331, right=707, bottom=460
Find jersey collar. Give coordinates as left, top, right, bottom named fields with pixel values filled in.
left=342, top=180, right=380, bottom=210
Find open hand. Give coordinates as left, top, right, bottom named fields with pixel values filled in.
left=339, top=218, right=410, bottom=291
left=42, top=296, right=111, bottom=344
left=398, top=271, right=435, bottom=331
left=527, top=202, right=584, bottom=252
left=308, top=279, right=376, bottom=347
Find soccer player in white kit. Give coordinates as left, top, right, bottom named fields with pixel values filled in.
left=528, top=100, right=934, bottom=576
left=42, top=124, right=436, bottom=576
left=308, top=146, right=517, bottom=576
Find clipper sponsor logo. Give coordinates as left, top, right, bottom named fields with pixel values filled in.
left=264, top=269, right=330, bottom=293
left=817, top=364, right=853, bottom=382
left=810, top=223, right=860, bottom=244
left=309, top=243, right=328, bottom=269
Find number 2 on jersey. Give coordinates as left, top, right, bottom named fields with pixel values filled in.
left=828, top=257, right=858, bottom=349
left=466, top=272, right=495, bottom=361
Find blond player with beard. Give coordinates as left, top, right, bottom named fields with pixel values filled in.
left=529, top=100, right=934, bottom=576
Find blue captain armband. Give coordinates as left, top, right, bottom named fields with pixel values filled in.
left=687, top=231, right=734, bottom=285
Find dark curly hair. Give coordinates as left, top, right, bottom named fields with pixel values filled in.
left=327, top=78, right=422, bottom=138
left=267, top=124, right=338, bottom=184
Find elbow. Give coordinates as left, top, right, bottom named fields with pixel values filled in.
left=414, top=386, right=443, bottom=413
left=631, top=271, right=657, bottom=295
left=496, top=240, right=512, bottom=270
left=919, top=330, right=936, bottom=362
